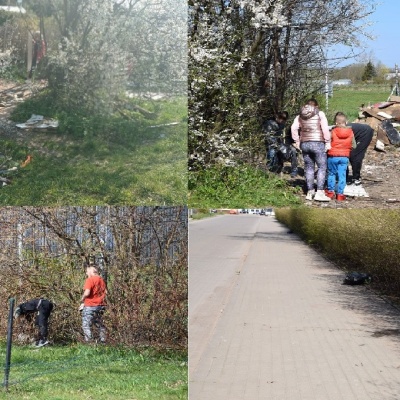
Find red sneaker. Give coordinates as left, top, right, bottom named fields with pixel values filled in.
left=336, top=194, right=346, bottom=201
left=325, top=190, right=335, bottom=199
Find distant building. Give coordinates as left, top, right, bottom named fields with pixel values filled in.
left=332, top=79, right=352, bottom=86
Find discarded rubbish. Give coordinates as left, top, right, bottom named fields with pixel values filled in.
left=21, top=155, right=33, bottom=167
left=16, top=114, right=58, bottom=130
left=380, top=120, right=400, bottom=145
left=343, top=272, right=372, bottom=285
left=149, top=122, right=180, bottom=128
left=355, top=95, right=400, bottom=152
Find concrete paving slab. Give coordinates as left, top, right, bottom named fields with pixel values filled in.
left=189, top=215, right=400, bottom=400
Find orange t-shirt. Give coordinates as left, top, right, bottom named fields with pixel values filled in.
left=83, top=275, right=107, bottom=306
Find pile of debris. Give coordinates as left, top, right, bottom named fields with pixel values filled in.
left=356, top=94, right=400, bottom=152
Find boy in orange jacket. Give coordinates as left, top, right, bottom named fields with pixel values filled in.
left=326, top=113, right=355, bottom=201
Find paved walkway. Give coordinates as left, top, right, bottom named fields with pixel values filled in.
left=189, top=215, right=400, bottom=400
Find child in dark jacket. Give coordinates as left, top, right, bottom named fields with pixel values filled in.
left=326, top=113, right=355, bottom=201
left=14, top=298, right=54, bottom=347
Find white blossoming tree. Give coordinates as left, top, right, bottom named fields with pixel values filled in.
left=189, top=0, right=376, bottom=171
left=26, top=0, right=186, bottom=114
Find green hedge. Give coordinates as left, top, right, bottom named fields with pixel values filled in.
left=276, top=208, right=400, bottom=296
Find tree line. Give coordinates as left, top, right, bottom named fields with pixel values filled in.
left=189, top=0, right=377, bottom=171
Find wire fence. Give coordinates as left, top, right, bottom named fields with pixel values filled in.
left=0, top=206, right=188, bottom=269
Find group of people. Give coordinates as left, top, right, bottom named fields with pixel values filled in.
left=263, top=98, right=373, bottom=202
left=14, top=265, right=107, bottom=347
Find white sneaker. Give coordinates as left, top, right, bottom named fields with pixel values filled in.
left=353, top=184, right=369, bottom=197
left=314, top=190, right=331, bottom=202
left=305, top=190, right=315, bottom=200
left=343, top=184, right=355, bottom=196
left=35, top=340, right=49, bottom=348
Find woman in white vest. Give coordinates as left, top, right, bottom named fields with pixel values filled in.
left=291, top=99, right=331, bottom=202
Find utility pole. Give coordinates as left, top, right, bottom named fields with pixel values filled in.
left=325, top=67, right=329, bottom=113
left=387, top=64, right=399, bottom=101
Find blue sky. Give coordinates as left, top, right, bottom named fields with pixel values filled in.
left=366, top=0, right=400, bottom=68
left=337, top=0, right=400, bottom=68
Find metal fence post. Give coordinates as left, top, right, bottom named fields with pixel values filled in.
left=3, top=297, right=15, bottom=391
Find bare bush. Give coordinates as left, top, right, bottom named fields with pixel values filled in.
left=0, top=206, right=187, bottom=348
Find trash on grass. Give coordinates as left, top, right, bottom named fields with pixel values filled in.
left=16, top=114, right=59, bottom=130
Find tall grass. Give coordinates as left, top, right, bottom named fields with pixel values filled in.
left=275, top=208, right=400, bottom=298
left=0, top=343, right=187, bottom=400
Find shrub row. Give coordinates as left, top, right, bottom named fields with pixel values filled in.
left=275, top=208, right=400, bottom=298
left=1, top=257, right=187, bottom=349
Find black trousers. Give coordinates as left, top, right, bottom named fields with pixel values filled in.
left=19, top=298, right=53, bottom=341
left=348, top=123, right=374, bottom=181
left=36, top=299, right=53, bottom=341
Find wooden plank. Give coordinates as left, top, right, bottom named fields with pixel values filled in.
left=361, top=107, right=385, bottom=121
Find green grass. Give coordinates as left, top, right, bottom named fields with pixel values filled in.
left=189, top=164, right=301, bottom=208
left=326, top=84, right=391, bottom=122
left=0, top=344, right=187, bottom=400
left=190, top=211, right=217, bottom=220
left=0, top=97, right=187, bottom=206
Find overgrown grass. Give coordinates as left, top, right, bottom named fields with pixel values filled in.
left=0, top=343, right=187, bottom=400
left=275, top=208, right=400, bottom=299
left=326, top=84, right=390, bottom=122
left=189, top=164, right=302, bottom=208
left=0, top=94, right=187, bottom=206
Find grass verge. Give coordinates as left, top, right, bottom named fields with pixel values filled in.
left=275, top=208, right=400, bottom=300
left=0, top=344, right=187, bottom=400
left=189, top=164, right=302, bottom=208
left=190, top=210, right=218, bottom=220
left=0, top=95, right=187, bottom=206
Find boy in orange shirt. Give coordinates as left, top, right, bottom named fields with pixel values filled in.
left=326, top=113, right=355, bottom=201
left=80, top=265, right=107, bottom=343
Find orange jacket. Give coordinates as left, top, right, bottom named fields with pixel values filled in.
left=328, top=126, right=354, bottom=157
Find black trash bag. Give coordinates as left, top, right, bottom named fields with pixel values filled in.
left=343, top=272, right=372, bottom=285
left=381, top=120, right=400, bottom=146
left=278, top=144, right=292, bottom=161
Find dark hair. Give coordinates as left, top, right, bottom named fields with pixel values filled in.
left=276, top=111, right=288, bottom=121
left=306, top=98, right=319, bottom=107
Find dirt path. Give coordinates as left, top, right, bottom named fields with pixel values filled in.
left=284, top=139, right=400, bottom=209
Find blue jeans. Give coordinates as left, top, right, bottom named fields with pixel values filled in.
left=327, top=157, right=349, bottom=194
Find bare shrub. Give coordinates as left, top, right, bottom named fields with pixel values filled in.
left=0, top=206, right=187, bottom=349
